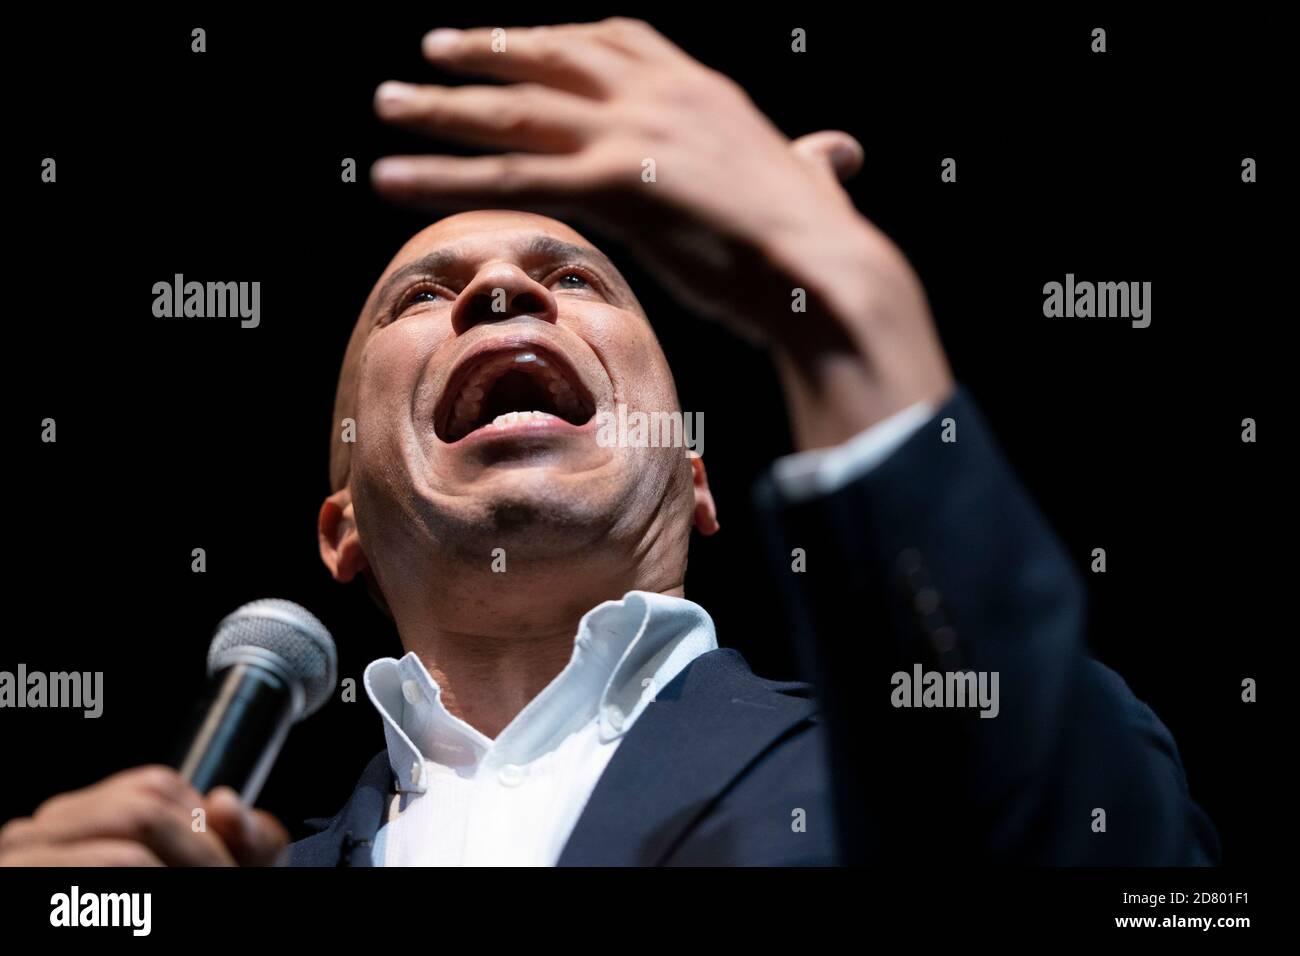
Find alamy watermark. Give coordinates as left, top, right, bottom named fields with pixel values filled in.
left=891, top=664, right=999, bottom=718
left=152, top=274, right=260, bottom=328
left=0, top=664, right=103, bottom=718
left=1043, top=274, right=1151, bottom=328
left=595, top=404, right=703, bottom=457
left=50, top=886, right=150, bottom=936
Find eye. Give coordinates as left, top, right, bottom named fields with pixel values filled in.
left=391, top=283, right=452, bottom=321
left=552, top=271, right=593, bottom=291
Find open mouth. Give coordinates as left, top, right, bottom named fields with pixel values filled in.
left=435, top=345, right=597, bottom=444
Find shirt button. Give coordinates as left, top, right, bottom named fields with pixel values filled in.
left=402, top=680, right=422, bottom=705
left=497, top=763, right=526, bottom=787
left=604, top=703, right=625, bottom=731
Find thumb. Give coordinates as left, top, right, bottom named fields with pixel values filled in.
left=790, top=130, right=864, bottom=183
left=203, top=787, right=290, bottom=867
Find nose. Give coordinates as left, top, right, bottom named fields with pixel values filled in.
left=450, top=261, right=558, bottom=335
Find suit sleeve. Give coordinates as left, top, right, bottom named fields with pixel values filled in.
left=753, top=385, right=1220, bottom=865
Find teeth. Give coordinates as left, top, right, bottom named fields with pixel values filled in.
left=444, top=348, right=592, bottom=441
left=491, top=410, right=559, bottom=428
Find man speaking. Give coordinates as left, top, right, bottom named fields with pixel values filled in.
left=0, top=19, right=1217, bottom=867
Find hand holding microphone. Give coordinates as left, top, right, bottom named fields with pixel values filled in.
left=0, top=767, right=287, bottom=866
left=0, top=599, right=336, bottom=867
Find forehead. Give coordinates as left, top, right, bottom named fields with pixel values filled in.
left=378, top=210, right=598, bottom=283
left=357, top=210, right=643, bottom=332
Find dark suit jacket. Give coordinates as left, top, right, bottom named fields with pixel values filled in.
left=289, top=386, right=1219, bottom=866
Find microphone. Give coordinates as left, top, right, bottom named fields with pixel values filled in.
left=178, top=598, right=337, bottom=803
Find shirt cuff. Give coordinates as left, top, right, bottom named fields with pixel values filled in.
left=768, top=400, right=936, bottom=502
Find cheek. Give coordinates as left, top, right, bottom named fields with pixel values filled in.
left=353, top=327, right=440, bottom=461
left=625, top=347, right=679, bottom=413
left=362, top=322, right=446, bottom=403
left=580, top=313, right=678, bottom=405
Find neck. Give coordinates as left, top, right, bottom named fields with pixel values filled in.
left=389, top=573, right=685, bottom=739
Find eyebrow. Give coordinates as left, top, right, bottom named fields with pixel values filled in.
left=369, top=234, right=627, bottom=318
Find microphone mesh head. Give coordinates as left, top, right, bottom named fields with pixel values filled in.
left=208, top=598, right=338, bottom=718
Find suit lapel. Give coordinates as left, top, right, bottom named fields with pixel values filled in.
left=558, top=647, right=818, bottom=866
left=289, top=649, right=818, bottom=867
left=286, top=750, right=391, bottom=867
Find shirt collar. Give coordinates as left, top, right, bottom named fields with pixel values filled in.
left=364, top=590, right=717, bottom=793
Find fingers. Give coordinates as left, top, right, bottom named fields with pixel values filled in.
left=374, top=82, right=599, bottom=153
left=14, top=765, right=196, bottom=849
left=32, top=782, right=236, bottom=867
left=419, top=24, right=631, bottom=97
left=0, top=839, right=164, bottom=868
left=0, top=770, right=263, bottom=868
left=104, top=764, right=198, bottom=807
left=371, top=152, right=610, bottom=211
left=203, top=787, right=289, bottom=867
left=790, top=130, right=864, bottom=183
left=242, top=808, right=290, bottom=866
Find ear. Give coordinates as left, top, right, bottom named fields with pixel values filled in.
left=318, top=487, right=369, bottom=583
left=689, top=454, right=720, bottom=536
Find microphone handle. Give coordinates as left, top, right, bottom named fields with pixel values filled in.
left=178, top=662, right=296, bottom=803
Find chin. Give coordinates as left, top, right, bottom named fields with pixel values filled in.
left=420, top=481, right=618, bottom=560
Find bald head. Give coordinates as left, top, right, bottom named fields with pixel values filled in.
left=317, top=209, right=718, bottom=637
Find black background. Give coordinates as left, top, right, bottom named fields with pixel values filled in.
left=8, top=9, right=1282, bottom=870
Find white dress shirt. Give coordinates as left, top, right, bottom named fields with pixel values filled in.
left=364, top=590, right=717, bottom=866
left=363, top=401, right=935, bottom=866
left=769, top=400, right=935, bottom=501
